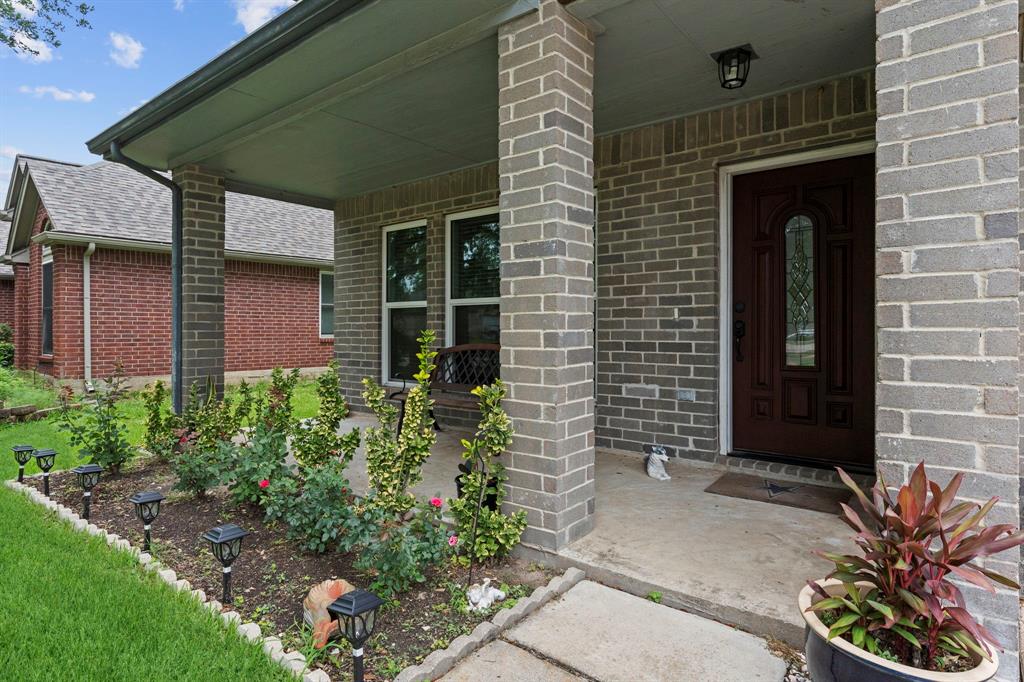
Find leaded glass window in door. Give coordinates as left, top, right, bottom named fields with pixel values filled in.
left=784, top=214, right=814, bottom=367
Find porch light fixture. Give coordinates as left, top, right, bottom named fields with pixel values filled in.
left=33, top=449, right=57, bottom=496
left=327, top=589, right=383, bottom=682
left=71, top=464, right=102, bottom=520
left=712, top=44, right=755, bottom=90
left=12, top=445, right=34, bottom=483
left=130, top=491, right=165, bottom=552
left=202, top=523, right=249, bottom=603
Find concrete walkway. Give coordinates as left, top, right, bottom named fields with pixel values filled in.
left=442, top=581, right=787, bottom=682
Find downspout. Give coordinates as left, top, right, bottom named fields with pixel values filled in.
left=82, top=242, right=96, bottom=392
left=107, top=142, right=184, bottom=413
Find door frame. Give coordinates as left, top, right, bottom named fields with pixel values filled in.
left=717, top=140, right=876, bottom=457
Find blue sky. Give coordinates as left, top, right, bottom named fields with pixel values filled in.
left=0, top=0, right=297, bottom=193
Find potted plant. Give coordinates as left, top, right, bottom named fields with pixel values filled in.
left=801, top=463, right=1024, bottom=682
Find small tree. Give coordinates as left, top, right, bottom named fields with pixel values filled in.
left=59, top=362, right=134, bottom=474
left=1, top=0, right=93, bottom=57
left=361, top=330, right=437, bottom=515
left=293, top=360, right=359, bottom=468
left=447, top=381, right=526, bottom=582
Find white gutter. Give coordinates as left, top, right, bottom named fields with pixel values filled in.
left=83, top=242, right=96, bottom=391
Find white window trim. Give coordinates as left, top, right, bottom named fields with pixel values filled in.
left=382, top=219, right=428, bottom=386
left=444, top=206, right=500, bottom=347
left=318, top=271, right=334, bottom=339
left=41, top=248, right=54, bottom=356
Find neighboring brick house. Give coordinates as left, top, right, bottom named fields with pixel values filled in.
left=80, top=0, right=1024, bottom=677
left=0, top=212, right=15, bottom=330
left=2, top=156, right=334, bottom=385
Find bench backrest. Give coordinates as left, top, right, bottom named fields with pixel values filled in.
left=430, top=343, right=500, bottom=393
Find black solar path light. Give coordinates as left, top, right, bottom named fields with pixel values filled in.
left=33, top=449, right=56, bottom=496
left=71, top=464, right=102, bottom=519
left=202, top=524, right=249, bottom=603
left=129, top=491, right=165, bottom=552
left=327, top=589, right=383, bottom=682
left=12, top=445, right=34, bottom=483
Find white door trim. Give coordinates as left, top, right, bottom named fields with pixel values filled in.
left=716, top=140, right=876, bottom=457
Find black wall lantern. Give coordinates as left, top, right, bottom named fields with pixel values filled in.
left=130, top=491, right=165, bottom=552
left=327, top=589, right=383, bottom=682
left=72, top=464, right=102, bottom=519
left=712, top=44, right=756, bottom=90
left=202, top=524, right=249, bottom=603
left=33, top=449, right=57, bottom=496
left=12, top=445, right=34, bottom=483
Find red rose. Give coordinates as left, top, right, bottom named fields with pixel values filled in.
left=258, top=479, right=270, bottom=489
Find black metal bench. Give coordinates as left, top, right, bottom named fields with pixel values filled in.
left=389, top=343, right=500, bottom=432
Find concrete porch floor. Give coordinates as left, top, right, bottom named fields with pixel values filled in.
left=339, top=414, right=853, bottom=645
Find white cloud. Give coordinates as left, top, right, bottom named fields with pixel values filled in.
left=19, top=85, right=96, bottom=103
left=173, top=0, right=185, bottom=10
left=0, top=145, right=21, bottom=160
left=108, top=32, right=144, bottom=69
left=13, top=33, right=53, bottom=63
left=233, top=0, right=293, bottom=34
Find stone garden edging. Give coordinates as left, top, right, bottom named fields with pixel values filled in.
left=393, top=566, right=586, bottom=682
left=4, top=478, right=331, bottom=682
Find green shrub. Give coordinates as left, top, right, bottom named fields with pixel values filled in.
left=142, top=380, right=175, bottom=461
left=362, top=330, right=437, bottom=515
left=0, top=341, right=14, bottom=368
left=447, top=381, right=526, bottom=565
left=292, top=361, right=359, bottom=468
left=261, top=367, right=299, bottom=432
left=223, top=423, right=290, bottom=506
left=59, top=363, right=135, bottom=474
left=173, top=440, right=229, bottom=498
left=0, top=323, right=13, bottom=343
left=274, top=460, right=356, bottom=553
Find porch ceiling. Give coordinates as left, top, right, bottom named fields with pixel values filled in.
left=87, top=0, right=873, bottom=204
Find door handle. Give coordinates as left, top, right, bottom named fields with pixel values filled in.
left=734, top=319, right=746, bottom=362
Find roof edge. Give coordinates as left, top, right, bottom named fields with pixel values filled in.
left=33, top=231, right=332, bottom=268
left=86, top=0, right=370, bottom=159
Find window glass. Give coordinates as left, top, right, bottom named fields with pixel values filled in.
left=320, top=273, right=334, bottom=336
left=41, top=260, right=53, bottom=355
left=454, top=303, right=500, bottom=345
left=451, top=215, right=499, bottom=300
left=386, top=226, right=427, bottom=303
left=389, top=307, right=427, bottom=381
left=784, top=214, right=815, bottom=367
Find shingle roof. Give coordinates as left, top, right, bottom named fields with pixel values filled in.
left=23, top=157, right=332, bottom=263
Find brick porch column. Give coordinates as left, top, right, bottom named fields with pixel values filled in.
left=12, top=262, right=28, bottom=369
left=875, top=2, right=1020, bottom=678
left=172, top=164, right=226, bottom=406
left=498, top=0, right=596, bottom=551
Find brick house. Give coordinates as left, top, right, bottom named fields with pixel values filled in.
left=2, top=156, right=335, bottom=385
left=80, top=0, right=1024, bottom=677
left=0, top=212, right=16, bottom=330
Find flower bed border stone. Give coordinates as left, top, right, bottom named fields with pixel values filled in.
left=4, top=478, right=331, bottom=682
left=393, top=566, right=586, bottom=682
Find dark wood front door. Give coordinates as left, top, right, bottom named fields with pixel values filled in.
left=732, top=155, right=874, bottom=469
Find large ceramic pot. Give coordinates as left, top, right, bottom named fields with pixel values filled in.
left=799, top=581, right=998, bottom=682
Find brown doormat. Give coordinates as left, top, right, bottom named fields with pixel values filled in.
left=704, top=472, right=853, bottom=514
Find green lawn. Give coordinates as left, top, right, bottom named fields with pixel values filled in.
left=0, top=486, right=291, bottom=681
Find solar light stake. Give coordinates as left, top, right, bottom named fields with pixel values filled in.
left=72, top=464, right=102, bottom=520
left=202, top=524, right=249, bottom=603
left=327, top=589, right=383, bottom=682
left=33, top=449, right=57, bottom=496
left=129, top=491, right=164, bottom=552
left=12, top=445, right=34, bottom=483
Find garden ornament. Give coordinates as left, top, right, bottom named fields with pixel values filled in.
left=466, top=578, right=506, bottom=612
left=303, top=578, right=355, bottom=648
left=645, top=446, right=671, bottom=481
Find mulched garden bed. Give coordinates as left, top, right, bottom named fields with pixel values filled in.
left=26, top=459, right=553, bottom=681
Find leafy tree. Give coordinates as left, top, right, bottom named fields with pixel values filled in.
left=1, top=0, right=93, bottom=57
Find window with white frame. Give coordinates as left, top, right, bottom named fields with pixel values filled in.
left=319, top=272, right=334, bottom=337
left=41, top=248, right=53, bottom=356
left=383, top=221, right=428, bottom=382
left=446, top=209, right=500, bottom=346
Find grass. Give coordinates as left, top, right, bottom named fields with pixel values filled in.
left=0, top=369, right=61, bottom=408
left=0, top=487, right=291, bottom=681
left=0, top=376, right=322, bottom=481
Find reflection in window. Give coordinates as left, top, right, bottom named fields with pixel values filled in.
left=384, top=224, right=428, bottom=382
left=449, top=213, right=500, bottom=345
left=784, top=214, right=814, bottom=367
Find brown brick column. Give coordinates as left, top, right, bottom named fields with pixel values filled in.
left=498, top=0, right=596, bottom=551
left=875, top=2, right=1020, bottom=678
left=12, top=262, right=29, bottom=369
left=172, top=164, right=226, bottom=405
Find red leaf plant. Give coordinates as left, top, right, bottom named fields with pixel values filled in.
left=807, top=462, right=1024, bottom=671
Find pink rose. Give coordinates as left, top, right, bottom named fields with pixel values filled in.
left=448, top=535, right=458, bottom=547
left=429, top=497, right=443, bottom=508
left=258, top=479, right=270, bottom=489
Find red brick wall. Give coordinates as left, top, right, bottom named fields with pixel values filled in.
left=0, top=279, right=15, bottom=328
left=15, top=226, right=332, bottom=379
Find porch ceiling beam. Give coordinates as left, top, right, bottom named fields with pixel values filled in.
left=223, top=179, right=335, bottom=210
left=168, top=0, right=539, bottom=170
left=560, top=0, right=634, bottom=20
